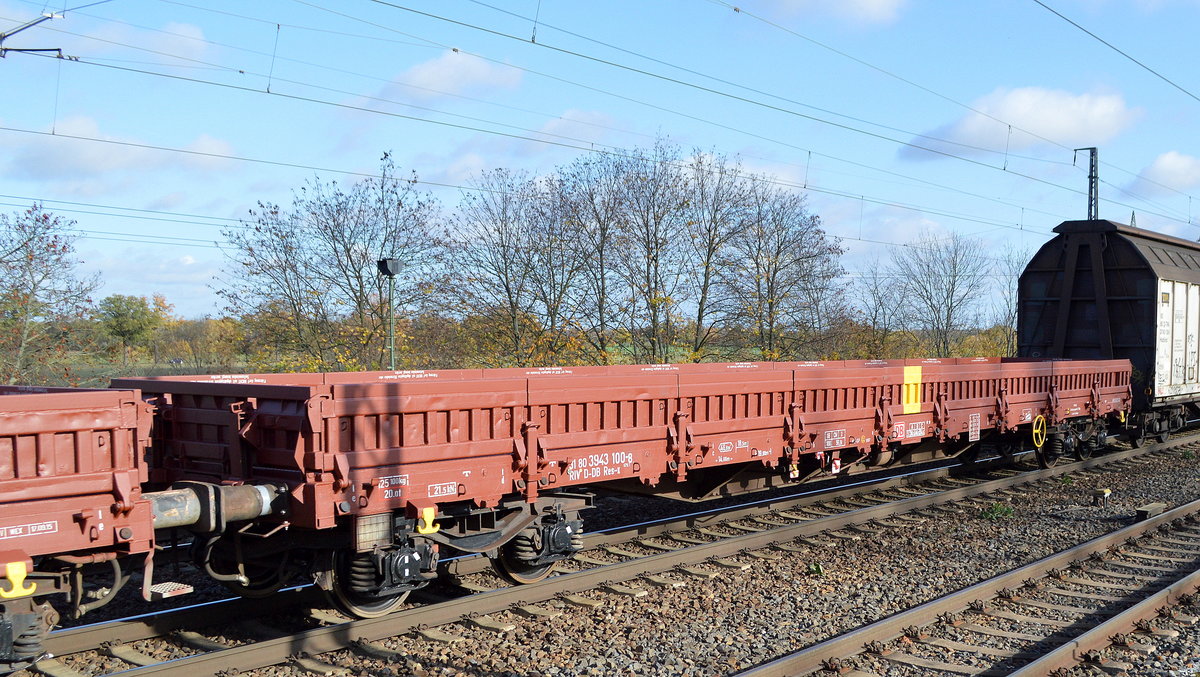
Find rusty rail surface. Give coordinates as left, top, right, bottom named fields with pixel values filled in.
left=90, top=439, right=1186, bottom=676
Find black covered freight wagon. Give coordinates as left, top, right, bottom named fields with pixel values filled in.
left=1018, top=218, right=1200, bottom=442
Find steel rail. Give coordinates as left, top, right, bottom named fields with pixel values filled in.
left=735, top=475, right=1200, bottom=675
left=1008, top=562, right=1200, bottom=675
left=104, top=441, right=1187, bottom=676
left=42, top=587, right=322, bottom=658
left=445, top=455, right=1007, bottom=576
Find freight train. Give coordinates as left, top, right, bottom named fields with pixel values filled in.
left=0, top=216, right=1180, bottom=672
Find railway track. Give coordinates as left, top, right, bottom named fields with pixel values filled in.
left=737, top=439, right=1200, bottom=676
left=24, top=434, right=1196, bottom=677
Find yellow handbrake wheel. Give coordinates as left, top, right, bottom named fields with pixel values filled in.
left=1032, top=415, right=1048, bottom=449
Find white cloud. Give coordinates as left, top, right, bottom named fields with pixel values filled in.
left=1130, top=151, right=1200, bottom=195
left=82, top=20, right=208, bottom=64
left=181, top=134, right=236, bottom=169
left=387, top=50, right=522, bottom=101
left=149, top=22, right=208, bottom=62
left=0, top=116, right=235, bottom=185
left=904, top=87, right=1138, bottom=160
left=762, top=0, right=907, bottom=24
left=436, top=151, right=490, bottom=185
left=147, top=192, right=187, bottom=211
left=82, top=248, right=223, bottom=317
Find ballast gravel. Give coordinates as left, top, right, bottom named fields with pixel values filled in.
left=234, top=449, right=1200, bottom=677
left=1060, top=596, right=1200, bottom=676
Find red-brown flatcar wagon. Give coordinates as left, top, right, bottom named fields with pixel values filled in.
left=0, top=386, right=156, bottom=668
left=0, top=385, right=284, bottom=671
left=112, top=356, right=1131, bottom=617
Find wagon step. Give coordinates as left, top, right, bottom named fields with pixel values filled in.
left=146, top=580, right=194, bottom=601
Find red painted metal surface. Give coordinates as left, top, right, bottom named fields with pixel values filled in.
left=114, top=358, right=1132, bottom=530
left=0, top=386, right=155, bottom=563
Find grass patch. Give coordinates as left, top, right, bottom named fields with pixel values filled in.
left=978, top=502, right=1014, bottom=521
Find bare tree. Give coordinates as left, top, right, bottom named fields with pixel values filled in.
left=523, top=174, right=590, bottom=361
left=560, top=154, right=624, bottom=364
left=852, top=259, right=906, bottom=358
left=789, top=267, right=851, bottom=358
left=719, top=183, right=842, bottom=360
left=219, top=154, right=440, bottom=370
left=888, top=231, right=989, bottom=357
left=991, top=244, right=1031, bottom=357
left=682, top=151, right=751, bottom=361
left=613, top=141, right=690, bottom=363
left=446, top=168, right=539, bottom=367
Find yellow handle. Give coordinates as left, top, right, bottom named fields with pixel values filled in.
left=0, top=561, right=36, bottom=599
left=416, top=506, right=439, bottom=535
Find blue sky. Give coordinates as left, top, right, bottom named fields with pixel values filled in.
left=1, top=0, right=1198, bottom=317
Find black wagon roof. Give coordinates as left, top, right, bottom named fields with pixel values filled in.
left=1053, top=219, right=1200, bottom=285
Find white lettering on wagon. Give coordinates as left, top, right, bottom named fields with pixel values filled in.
left=377, top=474, right=409, bottom=488
left=907, top=421, right=927, bottom=438
left=377, top=474, right=409, bottom=500
left=566, top=452, right=635, bottom=481
left=378, top=371, right=439, bottom=380
left=0, top=521, right=57, bottom=540
left=823, top=429, right=847, bottom=449
left=204, top=375, right=268, bottom=384
left=428, top=482, right=458, bottom=498
left=526, top=367, right=573, bottom=375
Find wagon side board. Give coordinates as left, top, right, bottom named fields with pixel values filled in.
left=113, top=357, right=1131, bottom=531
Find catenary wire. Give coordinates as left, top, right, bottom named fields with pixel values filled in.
left=353, top=0, right=1189, bottom=225
left=1031, top=0, right=1200, bottom=106
left=2, top=1, right=1188, bottom=226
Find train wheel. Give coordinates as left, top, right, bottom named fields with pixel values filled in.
left=1158, top=430, right=1171, bottom=444
left=1130, top=428, right=1147, bottom=448
left=493, top=550, right=557, bottom=584
left=492, top=532, right=557, bottom=584
left=324, top=552, right=408, bottom=618
left=1076, top=436, right=1098, bottom=460
left=1037, top=434, right=1063, bottom=468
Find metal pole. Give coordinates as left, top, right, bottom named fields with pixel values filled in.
left=1074, top=146, right=1099, bottom=219
left=387, top=274, right=395, bottom=371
